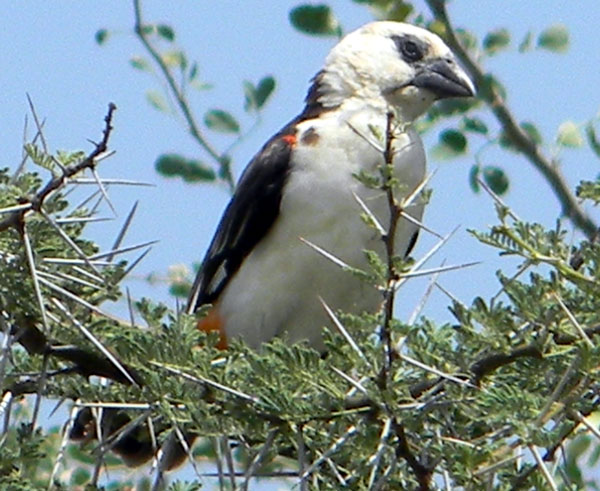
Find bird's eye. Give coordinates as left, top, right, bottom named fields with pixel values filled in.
left=391, top=35, right=426, bottom=63
left=401, top=40, right=423, bottom=62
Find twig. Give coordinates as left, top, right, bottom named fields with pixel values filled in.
left=379, top=111, right=400, bottom=388
left=149, top=361, right=261, bottom=403
left=553, top=293, right=594, bottom=347
left=131, top=0, right=234, bottom=191
left=300, top=424, right=358, bottom=482
left=26, top=94, right=48, bottom=153
left=91, top=166, right=117, bottom=216
left=424, top=0, right=596, bottom=237
left=51, top=298, right=139, bottom=386
left=470, top=344, right=543, bottom=385
left=392, top=419, right=432, bottom=491
left=0, top=103, right=117, bottom=233
left=106, top=201, right=138, bottom=262
left=400, top=352, right=475, bottom=389
left=242, top=428, right=279, bottom=490
left=319, top=296, right=368, bottom=363
left=48, top=402, right=79, bottom=490
left=528, top=444, right=558, bottom=491
left=296, top=425, right=308, bottom=491
left=367, top=418, right=392, bottom=488
left=20, top=222, right=50, bottom=332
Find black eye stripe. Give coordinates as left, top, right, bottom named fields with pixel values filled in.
left=391, top=35, right=427, bottom=63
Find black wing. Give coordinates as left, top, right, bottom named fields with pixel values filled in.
left=186, top=71, right=336, bottom=313
left=186, top=129, right=295, bottom=313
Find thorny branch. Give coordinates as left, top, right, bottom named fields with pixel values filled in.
left=131, top=0, right=235, bottom=192
left=424, top=0, right=597, bottom=238
left=379, top=111, right=401, bottom=387
left=374, top=112, right=434, bottom=489
left=0, top=103, right=117, bottom=233
left=0, top=103, right=147, bottom=393
left=393, top=419, right=434, bottom=491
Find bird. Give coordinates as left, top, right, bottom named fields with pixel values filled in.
left=71, top=20, right=475, bottom=472
left=187, top=21, right=475, bottom=353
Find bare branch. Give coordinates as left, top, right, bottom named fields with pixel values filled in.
left=0, top=103, right=117, bottom=233
left=424, top=0, right=596, bottom=237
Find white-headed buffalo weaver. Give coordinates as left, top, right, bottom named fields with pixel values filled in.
left=187, top=21, right=475, bottom=352
left=73, top=21, right=475, bottom=472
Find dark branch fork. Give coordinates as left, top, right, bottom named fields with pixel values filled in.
left=0, top=103, right=117, bottom=233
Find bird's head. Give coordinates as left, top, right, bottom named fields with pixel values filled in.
left=309, top=21, right=476, bottom=121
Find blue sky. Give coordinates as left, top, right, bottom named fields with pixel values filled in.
left=3, top=1, right=600, bottom=329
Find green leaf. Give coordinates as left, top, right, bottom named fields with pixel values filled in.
left=518, top=31, right=533, bottom=53
left=537, top=24, right=569, bottom=53
left=469, top=164, right=481, bottom=193
left=387, top=1, right=413, bottom=22
left=431, top=129, right=468, bottom=160
left=182, top=161, right=217, bottom=182
left=162, top=50, right=186, bottom=69
left=557, top=121, right=583, bottom=148
left=255, top=76, right=276, bottom=109
left=441, top=129, right=467, bottom=152
left=483, top=166, right=509, bottom=195
left=190, top=80, right=214, bottom=91
left=155, top=154, right=186, bottom=177
left=129, top=56, right=151, bottom=72
left=70, top=467, right=91, bottom=486
left=242, top=75, right=275, bottom=113
left=427, top=20, right=446, bottom=38
left=483, top=28, right=510, bottom=54
left=289, top=4, right=341, bottom=37
left=204, top=109, right=240, bottom=133
left=500, top=121, right=542, bottom=151
left=568, top=435, right=591, bottom=461
left=95, top=29, right=109, bottom=45
left=586, top=124, right=600, bottom=159
left=462, top=117, right=488, bottom=135
left=243, top=80, right=257, bottom=111
left=157, top=24, right=175, bottom=42
left=576, top=180, right=600, bottom=204
left=140, top=25, right=154, bottom=36
left=368, top=124, right=384, bottom=143
left=521, top=121, right=543, bottom=145
left=155, top=154, right=216, bottom=183
left=169, top=282, right=191, bottom=298
left=455, top=28, right=478, bottom=52
left=189, top=62, right=198, bottom=81
left=145, top=90, right=169, bottom=112
left=241, top=76, right=275, bottom=113
left=479, top=74, right=507, bottom=101
left=432, top=98, right=477, bottom=118
left=24, top=143, right=55, bottom=172
left=218, top=155, right=233, bottom=181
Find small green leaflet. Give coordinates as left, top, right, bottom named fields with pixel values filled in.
left=204, top=109, right=240, bottom=133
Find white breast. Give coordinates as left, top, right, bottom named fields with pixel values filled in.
left=219, top=107, right=426, bottom=350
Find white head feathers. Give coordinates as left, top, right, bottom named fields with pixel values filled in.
left=311, top=21, right=475, bottom=121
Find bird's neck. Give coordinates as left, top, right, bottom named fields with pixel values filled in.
left=304, top=68, right=425, bottom=126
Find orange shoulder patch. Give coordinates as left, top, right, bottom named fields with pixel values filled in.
left=281, top=134, right=297, bottom=146
left=197, top=307, right=228, bottom=350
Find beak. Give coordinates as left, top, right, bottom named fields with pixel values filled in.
left=412, top=57, right=475, bottom=98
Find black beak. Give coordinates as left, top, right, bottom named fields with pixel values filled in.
left=412, top=57, right=475, bottom=99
